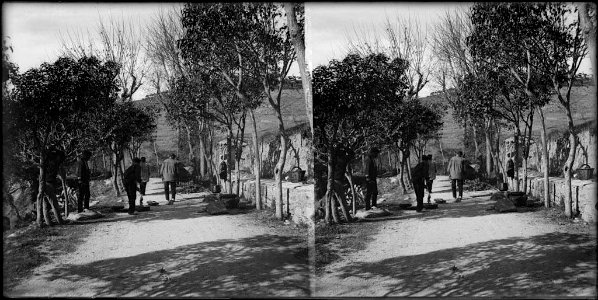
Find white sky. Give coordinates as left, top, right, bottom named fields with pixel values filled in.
left=3, top=2, right=592, bottom=100
left=306, top=2, right=593, bottom=97
left=2, top=2, right=299, bottom=101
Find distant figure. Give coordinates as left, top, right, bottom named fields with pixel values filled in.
left=75, top=150, right=92, bottom=213
left=139, top=157, right=150, bottom=206
left=412, top=155, right=430, bottom=212
left=219, top=158, right=228, bottom=192
left=160, top=154, right=178, bottom=205
left=426, top=154, right=437, bottom=203
left=123, top=157, right=142, bottom=215
left=506, top=154, right=515, bottom=190
left=447, top=151, right=465, bottom=202
left=364, top=147, right=380, bottom=210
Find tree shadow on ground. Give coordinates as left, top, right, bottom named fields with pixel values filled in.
left=70, top=202, right=257, bottom=225
left=11, top=234, right=310, bottom=297
left=322, top=232, right=596, bottom=297
left=369, top=197, right=538, bottom=223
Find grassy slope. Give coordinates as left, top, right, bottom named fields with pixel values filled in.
left=134, top=88, right=309, bottom=158
left=420, top=84, right=597, bottom=158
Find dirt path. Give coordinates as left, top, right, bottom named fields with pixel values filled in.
left=315, top=175, right=597, bottom=297
left=6, top=178, right=310, bottom=297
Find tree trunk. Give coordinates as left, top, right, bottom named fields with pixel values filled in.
left=47, top=193, right=63, bottom=225
left=406, top=154, right=413, bottom=186
left=325, top=147, right=334, bottom=224
left=199, top=128, right=206, bottom=179
left=513, top=128, right=521, bottom=192
left=472, top=124, right=480, bottom=159
left=346, top=170, right=357, bottom=216
left=399, top=150, right=407, bottom=193
left=274, top=132, right=288, bottom=220
left=563, top=112, right=577, bottom=218
left=523, top=112, right=534, bottom=193
left=234, top=114, right=246, bottom=196
left=334, top=189, right=351, bottom=222
left=227, top=126, right=234, bottom=194
left=579, top=3, right=597, bottom=87
left=437, top=138, right=445, bottom=173
left=42, top=197, right=51, bottom=226
left=485, top=120, right=493, bottom=177
left=284, top=3, right=313, bottom=135
left=111, top=147, right=121, bottom=196
left=184, top=125, right=197, bottom=177
left=538, top=107, right=550, bottom=207
left=153, top=140, right=160, bottom=167
left=250, top=110, right=262, bottom=210
left=36, top=160, right=46, bottom=227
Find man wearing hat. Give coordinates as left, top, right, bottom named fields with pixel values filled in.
left=364, top=147, right=380, bottom=210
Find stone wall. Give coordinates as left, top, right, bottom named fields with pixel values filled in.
left=508, top=120, right=596, bottom=177
left=519, top=175, right=596, bottom=223
left=214, top=123, right=313, bottom=179
left=235, top=179, right=314, bottom=225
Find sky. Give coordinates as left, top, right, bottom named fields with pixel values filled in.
left=2, top=2, right=299, bottom=101
left=3, top=2, right=593, bottom=100
left=306, top=2, right=593, bottom=97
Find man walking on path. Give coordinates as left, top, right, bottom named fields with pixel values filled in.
left=139, top=157, right=150, bottom=206
left=412, top=155, right=429, bottom=212
left=447, top=151, right=465, bottom=202
left=364, top=147, right=380, bottom=210
left=123, top=158, right=142, bottom=215
left=161, top=154, right=178, bottom=205
left=75, top=150, right=92, bottom=213
left=426, top=154, right=437, bottom=203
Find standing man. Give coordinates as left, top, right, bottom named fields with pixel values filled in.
left=447, top=151, right=465, bottom=202
left=123, top=157, right=142, bottom=215
left=412, top=155, right=430, bottom=212
left=75, top=150, right=92, bottom=213
left=426, top=154, right=437, bottom=203
left=139, top=157, right=150, bottom=206
left=506, top=153, right=515, bottom=190
left=219, top=158, right=228, bottom=192
left=364, top=147, right=380, bottom=210
left=161, top=154, right=178, bottom=205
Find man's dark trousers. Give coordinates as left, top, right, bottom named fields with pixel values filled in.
left=125, top=182, right=137, bottom=214
left=364, top=180, right=378, bottom=210
left=451, top=179, right=463, bottom=198
left=77, top=182, right=90, bottom=213
left=164, top=181, right=177, bottom=200
left=414, top=181, right=425, bottom=211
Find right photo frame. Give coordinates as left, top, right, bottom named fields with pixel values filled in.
left=308, top=2, right=597, bottom=298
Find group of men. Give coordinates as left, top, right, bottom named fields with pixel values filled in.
left=71, top=151, right=181, bottom=215
left=362, top=148, right=467, bottom=213
left=122, top=154, right=179, bottom=215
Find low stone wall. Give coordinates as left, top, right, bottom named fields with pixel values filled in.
left=234, top=179, right=314, bottom=225
left=518, top=175, right=596, bottom=223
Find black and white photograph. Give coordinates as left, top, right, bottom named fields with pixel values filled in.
left=310, top=2, right=597, bottom=298
left=2, top=1, right=597, bottom=299
left=3, top=2, right=312, bottom=297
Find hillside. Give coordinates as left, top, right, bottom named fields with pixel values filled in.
left=419, top=84, right=597, bottom=158
left=132, top=88, right=309, bottom=162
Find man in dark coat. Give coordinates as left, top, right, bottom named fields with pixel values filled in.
left=123, top=158, right=142, bottom=215
left=364, top=147, right=380, bottom=210
left=412, top=155, right=430, bottom=212
left=219, top=158, right=228, bottom=192
left=75, top=150, right=92, bottom=213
